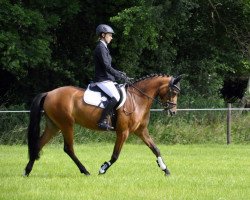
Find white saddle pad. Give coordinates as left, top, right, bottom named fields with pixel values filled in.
left=83, top=84, right=126, bottom=109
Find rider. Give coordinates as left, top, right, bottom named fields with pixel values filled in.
left=94, top=24, right=129, bottom=130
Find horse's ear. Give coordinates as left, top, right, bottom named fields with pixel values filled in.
left=173, top=75, right=182, bottom=85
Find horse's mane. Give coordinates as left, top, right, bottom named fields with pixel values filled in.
left=131, top=73, right=170, bottom=84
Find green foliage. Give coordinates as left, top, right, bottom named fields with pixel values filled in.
left=0, top=104, right=28, bottom=144
left=111, top=3, right=163, bottom=74
left=0, top=0, right=249, bottom=105
left=148, top=111, right=250, bottom=144
left=0, top=0, right=249, bottom=145
left=0, top=1, right=51, bottom=77
left=0, top=0, right=81, bottom=105
left=0, top=109, right=249, bottom=145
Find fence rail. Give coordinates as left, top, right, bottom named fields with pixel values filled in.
left=0, top=108, right=250, bottom=113
left=1, top=105, right=249, bottom=144
left=151, top=108, right=250, bottom=111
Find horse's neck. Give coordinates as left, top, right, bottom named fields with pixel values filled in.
left=133, top=77, right=163, bottom=98
left=128, top=77, right=164, bottom=111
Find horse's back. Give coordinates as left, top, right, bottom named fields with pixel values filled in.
left=45, top=86, right=84, bottom=106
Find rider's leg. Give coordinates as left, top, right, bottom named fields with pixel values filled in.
left=98, top=97, right=118, bottom=130
left=96, top=81, right=120, bottom=130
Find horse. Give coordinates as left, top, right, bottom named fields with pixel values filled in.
left=23, top=74, right=181, bottom=176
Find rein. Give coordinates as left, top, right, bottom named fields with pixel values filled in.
left=128, top=83, right=177, bottom=110
left=129, top=84, right=162, bottom=104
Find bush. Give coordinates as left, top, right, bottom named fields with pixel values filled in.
left=0, top=104, right=249, bottom=145
left=0, top=104, right=29, bottom=144
left=148, top=110, right=250, bottom=144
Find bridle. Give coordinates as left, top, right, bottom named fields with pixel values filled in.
left=157, top=80, right=180, bottom=112
left=128, top=77, right=181, bottom=113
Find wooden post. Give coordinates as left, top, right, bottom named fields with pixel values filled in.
left=226, top=103, right=231, bottom=144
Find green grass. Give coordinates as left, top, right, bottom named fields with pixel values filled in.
left=0, top=144, right=249, bottom=200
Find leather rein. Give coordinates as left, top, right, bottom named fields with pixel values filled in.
left=128, top=80, right=180, bottom=111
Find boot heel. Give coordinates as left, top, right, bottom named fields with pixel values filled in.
left=98, top=121, right=114, bottom=130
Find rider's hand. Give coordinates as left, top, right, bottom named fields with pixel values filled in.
left=119, top=71, right=127, bottom=77
left=121, top=74, right=133, bottom=84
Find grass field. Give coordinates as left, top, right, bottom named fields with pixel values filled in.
left=0, top=144, right=249, bottom=200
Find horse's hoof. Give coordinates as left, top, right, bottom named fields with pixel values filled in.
left=98, top=170, right=106, bottom=175
left=165, top=173, right=171, bottom=176
left=22, top=170, right=29, bottom=177
left=81, top=170, right=90, bottom=176
left=164, top=169, right=170, bottom=176
left=98, top=161, right=110, bottom=175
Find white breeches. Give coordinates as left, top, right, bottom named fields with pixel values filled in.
left=96, top=81, right=120, bottom=101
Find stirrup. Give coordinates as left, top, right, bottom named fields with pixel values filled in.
left=98, top=121, right=114, bottom=131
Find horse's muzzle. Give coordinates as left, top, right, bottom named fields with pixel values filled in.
left=169, top=109, right=176, bottom=116
left=163, top=107, right=176, bottom=116
left=163, top=101, right=176, bottom=116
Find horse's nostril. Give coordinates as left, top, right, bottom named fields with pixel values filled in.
left=169, top=110, right=176, bottom=116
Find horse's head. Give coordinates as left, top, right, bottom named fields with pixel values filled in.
left=158, top=75, right=181, bottom=115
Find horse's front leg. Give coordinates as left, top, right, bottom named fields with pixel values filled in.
left=137, top=128, right=170, bottom=176
left=99, top=131, right=129, bottom=174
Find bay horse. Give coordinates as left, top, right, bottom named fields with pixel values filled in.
left=23, top=74, right=181, bottom=176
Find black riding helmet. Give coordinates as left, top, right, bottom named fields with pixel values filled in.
left=96, top=24, right=115, bottom=36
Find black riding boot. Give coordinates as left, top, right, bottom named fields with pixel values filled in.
left=98, top=97, right=118, bottom=130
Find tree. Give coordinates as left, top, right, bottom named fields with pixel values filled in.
left=111, top=0, right=250, bottom=98
left=0, top=0, right=249, bottom=106
left=0, top=0, right=81, bottom=105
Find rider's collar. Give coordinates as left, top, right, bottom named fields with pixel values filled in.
left=100, top=40, right=108, bottom=48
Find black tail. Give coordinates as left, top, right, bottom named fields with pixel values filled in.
left=27, top=93, right=47, bottom=161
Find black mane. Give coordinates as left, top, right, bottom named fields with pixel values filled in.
left=131, top=73, right=170, bottom=84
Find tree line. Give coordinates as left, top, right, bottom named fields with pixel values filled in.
left=0, top=0, right=249, bottom=106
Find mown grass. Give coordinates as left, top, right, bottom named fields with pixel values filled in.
left=0, top=144, right=249, bottom=200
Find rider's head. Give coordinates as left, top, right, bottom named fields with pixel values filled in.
left=96, top=24, right=114, bottom=44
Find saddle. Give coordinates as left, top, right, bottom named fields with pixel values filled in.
left=83, top=83, right=127, bottom=109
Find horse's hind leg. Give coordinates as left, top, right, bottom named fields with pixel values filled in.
left=24, top=122, right=58, bottom=176
left=137, top=128, right=170, bottom=176
left=62, top=126, right=90, bottom=176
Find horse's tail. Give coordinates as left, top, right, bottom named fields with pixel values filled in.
left=27, top=92, right=48, bottom=161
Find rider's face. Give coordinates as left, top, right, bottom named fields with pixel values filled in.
left=102, top=33, right=113, bottom=44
